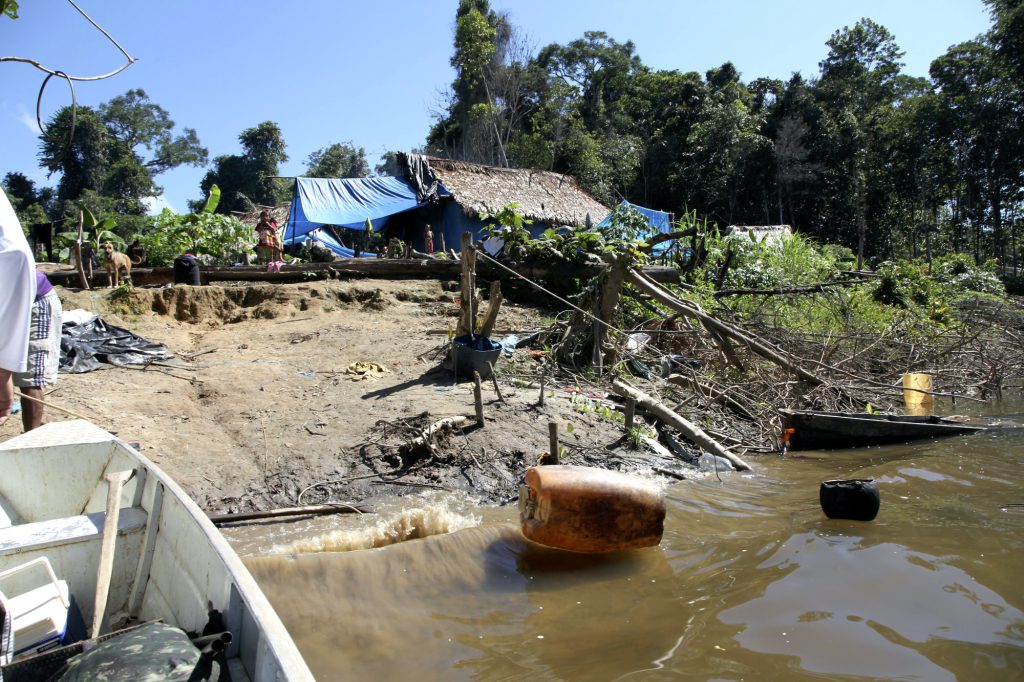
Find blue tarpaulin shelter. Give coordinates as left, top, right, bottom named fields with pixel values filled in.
left=282, top=227, right=355, bottom=258
left=284, top=176, right=451, bottom=243
left=598, top=200, right=674, bottom=254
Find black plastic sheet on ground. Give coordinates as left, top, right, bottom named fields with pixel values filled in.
left=60, top=316, right=173, bottom=373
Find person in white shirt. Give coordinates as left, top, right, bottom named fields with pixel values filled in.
left=0, top=190, right=37, bottom=427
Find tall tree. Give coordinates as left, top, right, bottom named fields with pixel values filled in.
left=200, top=121, right=289, bottom=213
left=304, top=143, right=370, bottom=178
left=816, top=19, right=905, bottom=267
left=38, top=90, right=206, bottom=218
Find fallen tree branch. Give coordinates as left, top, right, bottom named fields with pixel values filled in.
left=399, top=415, right=469, bottom=456
left=611, top=379, right=753, bottom=472
left=209, top=503, right=371, bottom=526
left=713, top=279, right=871, bottom=297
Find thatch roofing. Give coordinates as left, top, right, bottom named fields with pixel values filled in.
left=427, top=157, right=610, bottom=228
left=234, top=205, right=290, bottom=227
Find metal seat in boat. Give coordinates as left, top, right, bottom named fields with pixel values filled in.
left=0, top=556, right=70, bottom=659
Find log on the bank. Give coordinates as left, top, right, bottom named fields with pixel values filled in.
left=611, top=379, right=753, bottom=472
left=208, top=503, right=372, bottom=525
left=44, top=260, right=683, bottom=288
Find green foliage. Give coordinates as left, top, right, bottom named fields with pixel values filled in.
left=138, top=209, right=250, bottom=266
left=304, top=142, right=370, bottom=178
left=1, top=0, right=19, bottom=20
left=929, top=254, right=1005, bottom=295
left=200, top=121, right=289, bottom=213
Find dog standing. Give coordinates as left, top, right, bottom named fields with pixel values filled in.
left=101, top=242, right=142, bottom=287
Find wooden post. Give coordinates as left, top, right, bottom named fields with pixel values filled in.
left=548, top=422, right=559, bottom=463
left=74, top=210, right=89, bottom=289
left=479, top=279, right=503, bottom=337
left=457, top=232, right=476, bottom=337
left=473, top=371, right=485, bottom=425
left=624, top=398, right=636, bottom=430
left=440, top=233, right=447, bottom=253
left=487, top=363, right=504, bottom=402
left=538, top=366, right=546, bottom=407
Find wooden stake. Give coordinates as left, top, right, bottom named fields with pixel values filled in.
left=473, top=371, right=485, bottom=425
left=487, top=363, right=505, bottom=402
left=548, top=421, right=559, bottom=463
left=538, top=366, right=546, bottom=407
left=457, top=232, right=476, bottom=337
left=624, top=398, right=636, bottom=430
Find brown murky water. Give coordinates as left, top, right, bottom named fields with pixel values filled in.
left=232, top=403, right=1024, bottom=681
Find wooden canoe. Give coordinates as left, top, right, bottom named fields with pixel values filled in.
left=0, top=420, right=314, bottom=680
left=780, top=409, right=987, bottom=450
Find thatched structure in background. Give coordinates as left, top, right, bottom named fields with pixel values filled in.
left=725, top=225, right=793, bottom=246
left=234, top=205, right=291, bottom=228
left=427, top=157, right=610, bottom=228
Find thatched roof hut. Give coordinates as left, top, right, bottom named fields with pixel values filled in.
left=427, top=157, right=610, bottom=228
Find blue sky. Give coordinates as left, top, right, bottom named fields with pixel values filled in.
left=1, top=1, right=993, bottom=214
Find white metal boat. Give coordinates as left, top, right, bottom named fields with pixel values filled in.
left=0, top=420, right=314, bottom=680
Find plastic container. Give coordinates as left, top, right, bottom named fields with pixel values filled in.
left=519, top=465, right=666, bottom=553
left=902, top=372, right=933, bottom=411
left=173, top=255, right=201, bottom=285
left=451, top=334, right=501, bottom=380
left=819, top=479, right=880, bottom=521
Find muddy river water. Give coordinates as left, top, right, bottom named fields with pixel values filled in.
left=232, top=402, right=1024, bottom=681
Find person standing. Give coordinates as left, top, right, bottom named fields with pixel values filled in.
left=14, top=271, right=63, bottom=431
left=254, top=210, right=279, bottom=264
left=424, top=224, right=434, bottom=254
left=0, top=190, right=36, bottom=427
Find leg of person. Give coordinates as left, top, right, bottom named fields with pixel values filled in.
left=20, top=386, right=44, bottom=431
left=14, top=291, right=62, bottom=432
left=0, top=370, right=13, bottom=427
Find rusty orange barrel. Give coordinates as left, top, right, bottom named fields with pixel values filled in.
left=519, top=465, right=666, bottom=553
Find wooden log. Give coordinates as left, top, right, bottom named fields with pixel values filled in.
left=611, top=379, right=753, bottom=472
left=208, top=503, right=373, bottom=525
left=479, top=280, right=504, bottom=337
left=43, top=259, right=683, bottom=288
left=458, top=233, right=476, bottom=337
left=473, top=371, right=485, bottom=424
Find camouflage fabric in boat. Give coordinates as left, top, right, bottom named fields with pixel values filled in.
left=52, top=622, right=201, bottom=681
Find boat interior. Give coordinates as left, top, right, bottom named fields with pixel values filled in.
left=0, top=420, right=310, bottom=681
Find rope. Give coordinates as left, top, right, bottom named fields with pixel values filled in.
left=474, top=248, right=630, bottom=339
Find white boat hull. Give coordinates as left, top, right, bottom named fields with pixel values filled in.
left=0, top=420, right=313, bottom=681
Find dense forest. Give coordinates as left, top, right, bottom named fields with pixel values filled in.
left=3, top=0, right=1023, bottom=284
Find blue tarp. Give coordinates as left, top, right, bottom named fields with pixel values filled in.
left=284, top=176, right=451, bottom=242
left=598, top=200, right=675, bottom=254
left=282, top=228, right=355, bottom=258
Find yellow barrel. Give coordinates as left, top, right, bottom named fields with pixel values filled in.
left=902, top=372, right=934, bottom=413
left=519, top=465, right=665, bottom=553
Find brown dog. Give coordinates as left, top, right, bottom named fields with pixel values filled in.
left=101, top=242, right=142, bottom=287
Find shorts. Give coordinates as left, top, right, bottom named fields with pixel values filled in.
left=13, top=290, right=63, bottom=389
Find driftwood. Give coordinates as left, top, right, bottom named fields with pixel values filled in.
left=208, top=503, right=371, bottom=526
left=611, top=379, right=753, bottom=472
left=400, top=415, right=469, bottom=457
left=665, top=373, right=756, bottom=421
left=713, top=279, right=870, bottom=297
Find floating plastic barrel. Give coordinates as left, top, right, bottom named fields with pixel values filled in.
left=819, top=478, right=880, bottom=521
left=173, top=255, right=201, bottom=285
left=519, top=465, right=665, bottom=553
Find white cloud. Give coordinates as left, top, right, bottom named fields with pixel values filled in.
left=17, top=105, right=41, bottom=134
left=144, top=194, right=175, bottom=215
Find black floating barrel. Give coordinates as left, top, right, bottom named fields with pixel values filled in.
left=819, top=479, right=880, bottom=521
left=173, top=254, right=201, bottom=285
